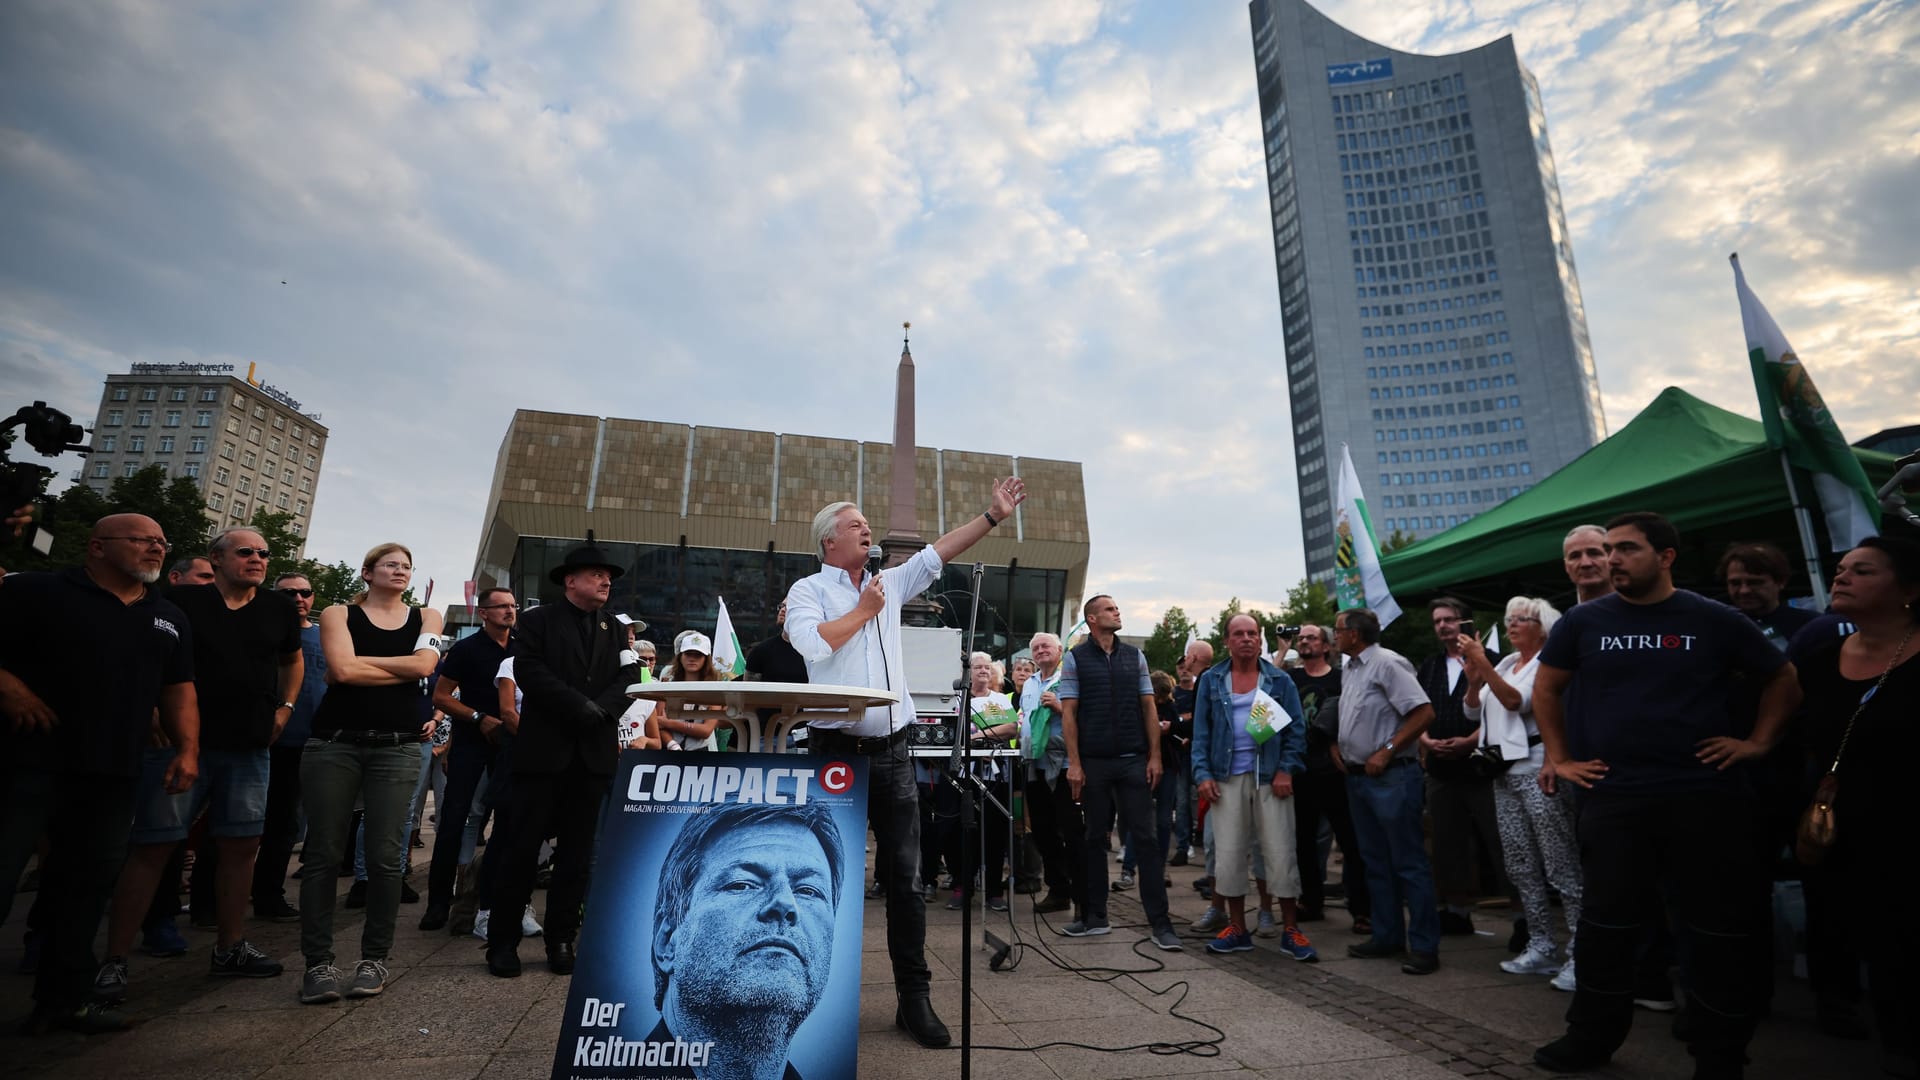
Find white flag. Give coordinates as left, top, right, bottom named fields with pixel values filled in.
left=1485, top=621, right=1499, bottom=653
left=1333, top=444, right=1403, bottom=627
left=714, top=596, right=746, bottom=677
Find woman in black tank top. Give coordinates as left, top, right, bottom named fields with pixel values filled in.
left=296, top=542, right=444, bottom=1006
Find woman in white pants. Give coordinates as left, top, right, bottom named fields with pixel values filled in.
left=1462, top=596, right=1582, bottom=991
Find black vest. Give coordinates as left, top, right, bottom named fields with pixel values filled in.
left=1068, top=639, right=1147, bottom=759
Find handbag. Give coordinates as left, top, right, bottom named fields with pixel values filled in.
left=1795, top=626, right=1912, bottom=866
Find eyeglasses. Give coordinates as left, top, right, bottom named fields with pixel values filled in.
left=373, top=561, right=411, bottom=571
left=1503, top=616, right=1540, bottom=626
left=479, top=603, right=519, bottom=610
left=102, top=535, right=172, bottom=551
left=230, top=546, right=271, bottom=559
left=279, top=587, right=314, bottom=598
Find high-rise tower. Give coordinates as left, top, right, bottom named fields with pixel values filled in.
left=1251, top=0, right=1605, bottom=577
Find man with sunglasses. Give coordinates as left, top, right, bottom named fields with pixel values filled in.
left=100, top=527, right=304, bottom=998
left=420, top=586, right=519, bottom=932
left=250, top=573, right=327, bottom=922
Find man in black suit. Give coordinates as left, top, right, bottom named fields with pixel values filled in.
left=485, top=535, right=637, bottom=977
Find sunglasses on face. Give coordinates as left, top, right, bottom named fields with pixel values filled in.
left=279, top=588, right=314, bottom=598
left=230, top=546, right=271, bottom=559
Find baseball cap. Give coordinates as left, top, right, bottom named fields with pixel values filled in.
left=675, top=631, right=712, bottom=656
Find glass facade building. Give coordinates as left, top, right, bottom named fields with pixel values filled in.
left=1250, top=0, right=1605, bottom=576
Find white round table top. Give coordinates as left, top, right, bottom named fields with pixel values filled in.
left=624, top=681, right=900, bottom=712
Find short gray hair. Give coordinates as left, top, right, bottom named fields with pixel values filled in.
left=1028, top=632, right=1061, bottom=650
left=1563, top=524, right=1606, bottom=546
left=209, top=526, right=264, bottom=555
left=1504, top=596, right=1563, bottom=635
left=811, top=501, right=858, bottom=560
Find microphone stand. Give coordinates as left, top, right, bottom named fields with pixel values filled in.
left=945, top=562, right=990, bottom=1080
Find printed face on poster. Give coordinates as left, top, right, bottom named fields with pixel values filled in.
left=553, top=751, right=869, bottom=1080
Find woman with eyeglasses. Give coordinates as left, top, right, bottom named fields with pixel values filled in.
left=1460, top=596, right=1582, bottom=991
left=297, top=543, right=443, bottom=1005
left=1795, top=535, right=1920, bottom=1068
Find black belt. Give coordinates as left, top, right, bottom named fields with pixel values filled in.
left=808, top=726, right=911, bottom=755
left=1527, top=733, right=1543, bottom=747
left=321, top=730, right=423, bottom=747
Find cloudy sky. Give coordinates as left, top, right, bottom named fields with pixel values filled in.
left=3, top=0, right=1914, bottom=628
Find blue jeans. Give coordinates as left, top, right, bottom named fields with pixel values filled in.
left=130, top=747, right=270, bottom=844
left=1345, top=759, right=1439, bottom=954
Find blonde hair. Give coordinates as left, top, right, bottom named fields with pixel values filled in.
left=352, top=542, right=413, bottom=605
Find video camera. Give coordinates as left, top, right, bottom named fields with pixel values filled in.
left=2, top=401, right=90, bottom=516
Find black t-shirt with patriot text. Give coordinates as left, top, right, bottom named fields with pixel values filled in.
left=1540, top=589, right=1786, bottom=796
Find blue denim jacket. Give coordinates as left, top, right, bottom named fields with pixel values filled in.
left=1191, top=659, right=1306, bottom=787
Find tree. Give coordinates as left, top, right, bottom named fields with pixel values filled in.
left=0, top=464, right=211, bottom=573
left=244, top=508, right=363, bottom=610
left=1142, top=605, right=1196, bottom=674
left=1382, top=529, right=1417, bottom=553
left=1277, top=579, right=1336, bottom=634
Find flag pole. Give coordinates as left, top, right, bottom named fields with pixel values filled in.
left=1776, top=452, right=1830, bottom=608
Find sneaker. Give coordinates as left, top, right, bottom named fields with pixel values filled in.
left=1114, top=872, right=1134, bottom=891
left=300, top=964, right=343, bottom=1005
left=987, top=896, right=1009, bottom=913
left=345, top=959, right=388, bottom=998
left=1502, top=943, right=1562, bottom=976
left=1190, top=907, right=1229, bottom=934
left=46, top=1000, right=135, bottom=1034
left=344, top=881, right=367, bottom=909
left=140, top=920, right=190, bottom=958
left=1401, top=950, right=1440, bottom=975
left=1150, top=926, right=1184, bottom=951
left=520, top=905, right=544, bottom=938
left=1059, top=919, right=1111, bottom=937
left=867, top=880, right=885, bottom=899
left=1206, top=926, right=1254, bottom=954
left=253, top=897, right=301, bottom=923
left=1552, top=959, right=1578, bottom=992
left=1255, top=909, right=1280, bottom=938
left=946, top=891, right=963, bottom=911
left=93, top=956, right=130, bottom=1002
left=472, top=909, right=491, bottom=942
left=1278, top=925, right=1320, bottom=962
left=211, top=939, right=283, bottom=978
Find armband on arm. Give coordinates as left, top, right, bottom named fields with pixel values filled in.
left=414, top=633, right=445, bottom=654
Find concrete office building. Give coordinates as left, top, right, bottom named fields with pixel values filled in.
left=1250, top=0, right=1606, bottom=575
left=470, top=410, right=1090, bottom=659
left=83, top=363, right=329, bottom=557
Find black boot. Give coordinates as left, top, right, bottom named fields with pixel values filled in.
left=895, top=995, right=950, bottom=1048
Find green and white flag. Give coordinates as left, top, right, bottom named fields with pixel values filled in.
left=714, top=596, right=747, bottom=677
left=1333, top=443, right=1402, bottom=627
left=1732, top=255, right=1879, bottom=548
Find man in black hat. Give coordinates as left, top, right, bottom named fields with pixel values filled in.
left=484, top=534, right=639, bottom=977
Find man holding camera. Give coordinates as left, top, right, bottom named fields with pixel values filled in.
left=1417, top=598, right=1507, bottom=937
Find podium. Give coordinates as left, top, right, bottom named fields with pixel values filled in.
left=625, top=681, right=900, bottom=754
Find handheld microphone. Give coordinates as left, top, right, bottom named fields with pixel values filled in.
left=867, top=544, right=884, bottom=573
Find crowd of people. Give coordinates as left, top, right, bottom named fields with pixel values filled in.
left=2, top=494, right=1916, bottom=1080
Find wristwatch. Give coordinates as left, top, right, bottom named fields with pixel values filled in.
left=1381, top=739, right=1397, bottom=754
left=470, top=709, right=482, bottom=723
left=983, top=510, right=1001, bottom=528
left=278, top=701, right=295, bottom=711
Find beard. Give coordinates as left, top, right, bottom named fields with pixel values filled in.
left=675, top=939, right=828, bottom=1021
left=133, top=566, right=162, bottom=584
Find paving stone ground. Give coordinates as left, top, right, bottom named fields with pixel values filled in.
left=0, top=831, right=1883, bottom=1078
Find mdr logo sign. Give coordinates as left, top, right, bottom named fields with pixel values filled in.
left=553, top=751, right=870, bottom=1080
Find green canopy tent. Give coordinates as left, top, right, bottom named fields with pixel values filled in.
left=1375, top=387, right=1901, bottom=610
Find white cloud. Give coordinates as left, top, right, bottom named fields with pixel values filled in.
left=1, top=0, right=1912, bottom=636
